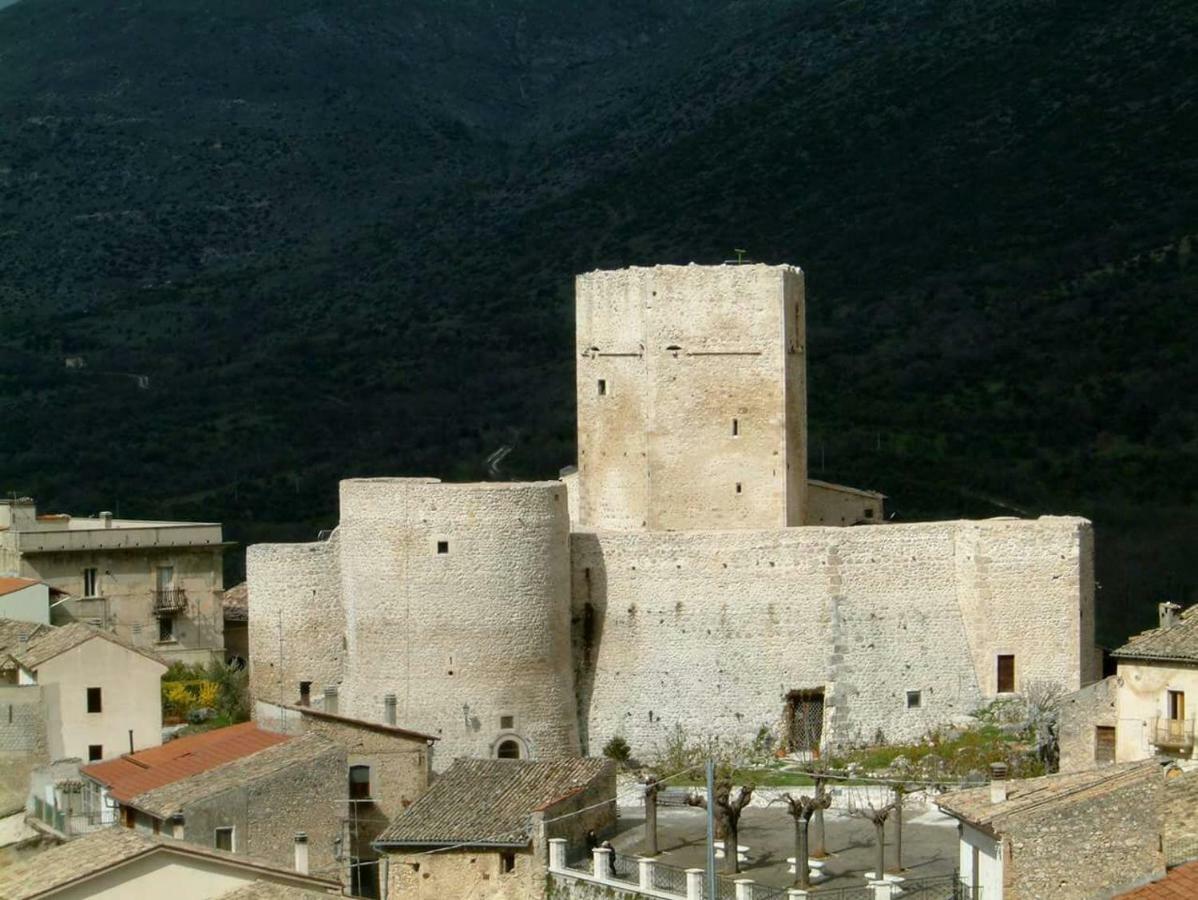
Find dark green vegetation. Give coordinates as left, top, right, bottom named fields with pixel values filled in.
left=1, top=0, right=1195, bottom=647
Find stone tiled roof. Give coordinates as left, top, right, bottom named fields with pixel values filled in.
left=375, top=757, right=613, bottom=848
left=82, top=721, right=291, bottom=804
left=221, top=882, right=340, bottom=899
left=0, top=825, right=340, bottom=898
left=937, top=761, right=1160, bottom=829
left=129, top=732, right=337, bottom=817
left=0, top=618, right=168, bottom=670
left=0, top=618, right=49, bottom=655
left=223, top=581, right=249, bottom=622
left=1113, top=606, right=1198, bottom=663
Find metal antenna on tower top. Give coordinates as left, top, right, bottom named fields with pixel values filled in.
left=734, top=249, right=747, bottom=264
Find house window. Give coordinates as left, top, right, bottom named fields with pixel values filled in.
left=158, top=616, right=174, bottom=642
left=349, top=765, right=371, bottom=802
left=732, top=418, right=739, bottom=436
left=496, top=739, right=521, bottom=759
left=436, top=540, right=449, bottom=555
left=299, top=681, right=312, bottom=707
left=864, top=508, right=875, bottom=519
left=597, top=379, right=607, bottom=396
left=996, top=655, right=1015, bottom=693
left=88, top=744, right=103, bottom=761
left=214, top=826, right=234, bottom=851
left=500, top=851, right=516, bottom=874
left=83, top=568, right=98, bottom=597
left=500, top=715, right=514, bottom=730
left=1168, top=690, right=1186, bottom=721
left=87, top=687, right=102, bottom=713
left=906, top=690, right=922, bottom=709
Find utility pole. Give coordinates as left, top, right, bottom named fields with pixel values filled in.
left=705, top=758, right=717, bottom=900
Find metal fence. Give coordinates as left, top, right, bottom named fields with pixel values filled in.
left=805, top=883, right=875, bottom=900
left=650, top=859, right=691, bottom=895
left=895, top=873, right=980, bottom=900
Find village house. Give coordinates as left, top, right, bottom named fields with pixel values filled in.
left=223, top=581, right=249, bottom=666
left=0, top=825, right=341, bottom=899
left=374, top=757, right=615, bottom=900
left=0, top=496, right=230, bottom=664
left=937, top=761, right=1166, bottom=899
left=79, top=723, right=345, bottom=879
left=0, top=617, right=166, bottom=772
left=256, top=698, right=439, bottom=897
left=0, top=576, right=53, bottom=625
left=1060, top=602, right=1198, bottom=772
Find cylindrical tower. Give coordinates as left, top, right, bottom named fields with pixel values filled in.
left=337, top=477, right=578, bottom=766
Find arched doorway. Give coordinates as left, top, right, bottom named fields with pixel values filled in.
left=496, top=739, right=521, bottom=759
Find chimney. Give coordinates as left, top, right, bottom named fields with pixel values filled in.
left=17, top=633, right=28, bottom=645
left=1159, top=602, right=1182, bottom=630
left=989, top=762, right=1009, bottom=804
left=293, top=832, right=309, bottom=874
left=323, top=686, right=338, bottom=716
left=100, top=511, right=113, bottom=529
left=384, top=693, right=397, bottom=726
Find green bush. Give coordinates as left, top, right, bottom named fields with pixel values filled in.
left=602, top=735, right=631, bottom=764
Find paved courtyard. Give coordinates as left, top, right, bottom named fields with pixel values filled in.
left=608, top=801, right=959, bottom=891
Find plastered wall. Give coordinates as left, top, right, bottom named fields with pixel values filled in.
left=336, top=478, right=578, bottom=764
left=575, top=264, right=806, bottom=531
left=572, top=516, right=1093, bottom=756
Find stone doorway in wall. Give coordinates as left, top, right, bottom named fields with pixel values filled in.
left=784, top=688, right=825, bottom=755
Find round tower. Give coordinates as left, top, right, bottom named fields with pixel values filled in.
left=336, top=477, right=579, bottom=765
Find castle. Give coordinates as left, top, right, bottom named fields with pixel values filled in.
left=248, top=264, right=1098, bottom=766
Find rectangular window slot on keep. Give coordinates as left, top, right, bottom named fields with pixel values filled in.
left=906, top=690, right=922, bottom=709
left=597, top=379, right=607, bottom=396
left=732, top=418, right=739, bottom=436
left=735, top=483, right=742, bottom=494
left=437, top=540, right=449, bottom=555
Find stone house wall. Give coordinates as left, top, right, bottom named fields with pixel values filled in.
left=0, top=684, right=46, bottom=815
left=1058, top=675, right=1117, bottom=773
left=386, top=848, right=532, bottom=900
left=1163, top=767, right=1198, bottom=855
left=181, top=742, right=345, bottom=882
left=541, top=762, right=618, bottom=859
left=1004, top=764, right=1164, bottom=898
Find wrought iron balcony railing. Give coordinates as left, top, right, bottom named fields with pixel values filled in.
left=1152, top=716, right=1194, bottom=749
left=152, top=588, right=188, bottom=615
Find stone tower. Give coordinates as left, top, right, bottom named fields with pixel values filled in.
left=574, top=264, right=807, bottom=530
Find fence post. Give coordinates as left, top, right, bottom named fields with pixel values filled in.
left=870, top=880, right=898, bottom=900
left=734, top=878, right=754, bottom=900
left=638, top=856, right=655, bottom=889
left=593, top=847, right=612, bottom=882
left=686, top=868, right=705, bottom=900
left=548, top=838, right=567, bottom=872
left=787, top=891, right=810, bottom=900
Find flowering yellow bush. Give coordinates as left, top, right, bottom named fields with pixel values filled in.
left=163, top=682, right=194, bottom=715
left=196, top=681, right=220, bottom=709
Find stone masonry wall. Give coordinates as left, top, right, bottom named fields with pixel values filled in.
left=247, top=532, right=344, bottom=709
left=1058, top=675, right=1116, bottom=773
left=336, top=478, right=579, bottom=766
left=572, top=516, right=1092, bottom=756
left=182, top=742, right=346, bottom=883
left=1004, top=763, right=1164, bottom=898
left=575, top=264, right=806, bottom=532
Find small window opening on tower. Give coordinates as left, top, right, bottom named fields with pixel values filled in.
left=906, top=690, right=922, bottom=709
left=497, top=739, right=521, bottom=759
left=597, top=379, right=607, bottom=396
left=436, top=540, right=449, bottom=555
left=732, top=418, right=739, bottom=436
left=299, top=681, right=312, bottom=707
left=735, top=483, right=742, bottom=494
left=500, top=715, right=514, bottom=730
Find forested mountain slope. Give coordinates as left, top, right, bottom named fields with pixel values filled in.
left=1, top=0, right=1194, bottom=646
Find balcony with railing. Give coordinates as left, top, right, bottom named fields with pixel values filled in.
left=152, top=588, right=188, bottom=615
left=1151, top=716, right=1195, bottom=750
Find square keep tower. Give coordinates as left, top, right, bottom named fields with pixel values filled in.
left=575, top=263, right=807, bottom=531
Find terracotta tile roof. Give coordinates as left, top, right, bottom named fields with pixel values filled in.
left=937, top=761, right=1161, bottom=829
left=374, top=757, right=613, bottom=848
left=1118, top=860, right=1198, bottom=898
left=5, top=620, right=168, bottom=670
left=1113, top=605, right=1198, bottom=663
left=129, top=732, right=338, bottom=817
left=0, top=826, right=340, bottom=898
left=81, top=722, right=291, bottom=805
left=0, top=577, right=41, bottom=598
left=223, top=581, right=249, bottom=622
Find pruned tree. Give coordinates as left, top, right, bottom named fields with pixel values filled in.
left=640, top=772, right=661, bottom=856
left=688, top=776, right=755, bottom=874
left=858, top=801, right=896, bottom=883
left=810, top=769, right=830, bottom=858
left=891, top=783, right=910, bottom=873
left=776, top=791, right=832, bottom=888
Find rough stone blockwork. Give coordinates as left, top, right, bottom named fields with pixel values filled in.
left=573, top=517, right=1093, bottom=755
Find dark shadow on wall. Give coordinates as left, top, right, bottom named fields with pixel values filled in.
left=570, top=533, right=609, bottom=757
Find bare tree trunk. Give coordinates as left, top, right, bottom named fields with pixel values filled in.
left=724, top=817, right=739, bottom=874
left=811, top=776, right=827, bottom=858
left=797, top=817, right=810, bottom=889
left=874, top=819, right=886, bottom=884
left=892, top=791, right=904, bottom=873
left=645, top=786, right=658, bottom=856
